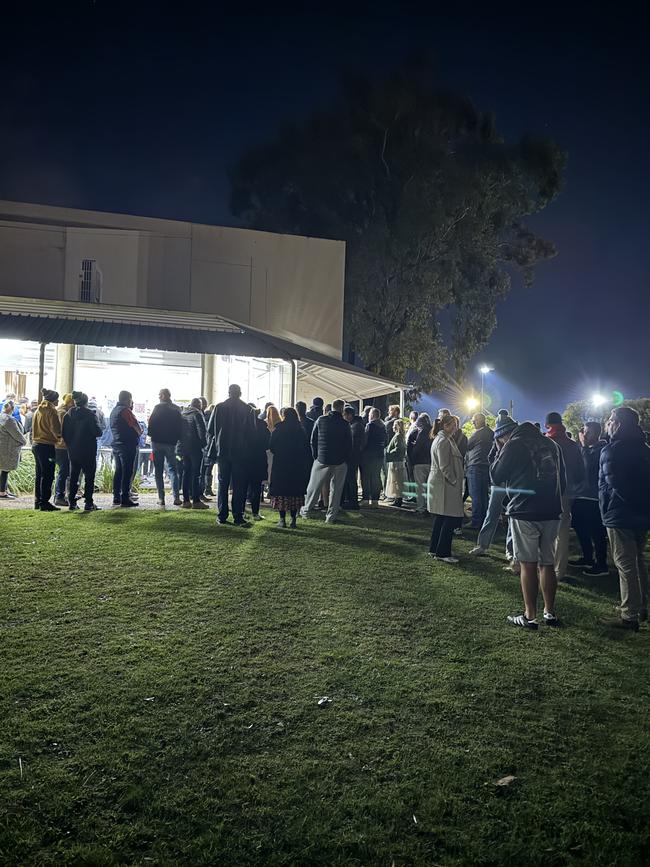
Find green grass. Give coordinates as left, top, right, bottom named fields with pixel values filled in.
left=1, top=506, right=649, bottom=866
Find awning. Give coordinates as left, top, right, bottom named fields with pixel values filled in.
left=0, top=295, right=409, bottom=401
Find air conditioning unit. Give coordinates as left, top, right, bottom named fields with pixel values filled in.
left=79, top=259, right=102, bottom=303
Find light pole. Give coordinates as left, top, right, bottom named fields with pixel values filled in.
left=479, top=366, right=493, bottom=413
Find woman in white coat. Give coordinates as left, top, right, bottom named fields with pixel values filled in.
left=0, top=400, right=27, bottom=498
left=427, top=414, right=464, bottom=562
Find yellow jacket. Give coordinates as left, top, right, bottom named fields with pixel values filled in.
left=32, top=400, right=62, bottom=446
left=56, top=397, right=74, bottom=449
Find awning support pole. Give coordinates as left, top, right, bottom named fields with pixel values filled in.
left=399, top=388, right=405, bottom=418
left=290, top=360, right=298, bottom=405
left=38, top=342, right=46, bottom=396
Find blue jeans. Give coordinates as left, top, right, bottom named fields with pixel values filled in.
left=477, top=486, right=507, bottom=550
left=152, top=442, right=180, bottom=501
left=467, top=465, right=490, bottom=529
left=113, top=446, right=137, bottom=504
left=55, top=448, right=70, bottom=500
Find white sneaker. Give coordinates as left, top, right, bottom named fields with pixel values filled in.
left=252, top=513, right=264, bottom=521
left=470, top=546, right=487, bottom=556
left=439, top=556, right=459, bottom=564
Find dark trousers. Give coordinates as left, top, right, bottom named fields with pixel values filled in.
left=217, top=458, right=248, bottom=522
left=113, top=446, right=137, bottom=503
left=0, top=469, right=7, bottom=491
left=202, top=458, right=215, bottom=494
left=33, top=443, right=56, bottom=506
left=248, top=477, right=264, bottom=515
left=69, top=455, right=97, bottom=505
left=361, top=454, right=383, bottom=500
left=467, top=465, right=490, bottom=529
left=342, top=458, right=361, bottom=509
left=572, top=498, right=608, bottom=566
left=55, top=448, right=70, bottom=500
left=182, top=451, right=203, bottom=503
left=429, top=514, right=457, bottom=557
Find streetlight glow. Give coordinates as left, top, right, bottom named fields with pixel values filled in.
left=479, top=365, right=493, bottom=375
left=479, top=366, right=493, bottom=412
left=466, top=396, right=479, bottom=411
left=591, top=393, right=606, bottom=408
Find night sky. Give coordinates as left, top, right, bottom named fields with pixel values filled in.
left=2, top=4, right=648, bottom=421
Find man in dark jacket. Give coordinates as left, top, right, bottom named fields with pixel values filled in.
left=599, top=406, right=650, bottom=630
left=62, top=392, right=102, bottom=511
left=247, top=404, right=271, bottom=520
left=296, top=401, right=314, bottom=443
left=148, top=388, right=183, bottom=507
left=109, top=390, right=142, bottom=507
left=178, top=399, right=209, bottom=510
left=570, top=421, right=608, bottom=576
left=300, top=399, right=352, bottom=523
left=306, top=397, right=324, bottom=423
left=207, top=384, right=256, bottom=525
left=491, top=419, right=566, bottom=630
left=545, top=411, right=585, bottom=580
left=342, top=405, right=366, bottom=510
left=361, top=408, right=388, bottom=504
left=466, top=412, right=494, bottom=529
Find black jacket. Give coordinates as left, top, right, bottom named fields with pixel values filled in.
left=61, top=406, right=102, bottom=461
left=576, top=442, right=604, bottom=500
left=599, top=425, right=650, bottom=529
left=407, top=426, right=432, bottom=466
left=109, top=402, right=141, bottom=449
left=310, top=411, right=352, bottom=465
left=299, top=414, right=315, bottom=443
left=363, top=419, right=387, bottom=459
left=306, top=405, right=323, bottom=423
left=269, top=420, right=312, bottom=497
left=250, top=417, right=271, bottom=480
left=466, top=426, right=493, bottom=468
left=384, top=416, right=400, bottom=439
left=491, top=422, right=566, bottom=521
left=452, top=429, right=468, bottom=459
left=207, top=397, right=256, bottom=462
left=179, top=406, right=207, bottom=456
left=148, top=401, right=183, bottom=445
left=348, top=415, right=366, bottom=458
left=547, top=429, right=584, bottom=498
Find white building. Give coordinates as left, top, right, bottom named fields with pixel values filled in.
left=0, top=200, right=405, bottom=419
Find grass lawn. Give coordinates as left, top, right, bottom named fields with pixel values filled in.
left=1, top=504, right=649, bottom=866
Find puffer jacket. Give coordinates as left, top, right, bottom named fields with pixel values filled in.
left=31, top=400, right=62, bottom=446
left=62, top=406, right=103, bottom=461
left=310, top=411, right=352, bottom=465
left=179, top=406, right=207, bottom=455
left=491, top=422, right=566, bottom=521
left=599, top=425, right=650, bottom=529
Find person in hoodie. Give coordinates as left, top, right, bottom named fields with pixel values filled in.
left=306, top=396, right=324, bottom=423
left=570, top=421, right=609, bottom=577
left=148, top=388, right=183, bottom=507
left=407, top=412, right=433, bottom=514
left=109, top=390, right=142, bottom=507
left=545, top=411, right=585, bottom=580
left=178, top=398, right=209, bottom=510
left=599, top=406, right=650, bottom=630
left=32, top=389, right=62, bottom=511
left=342, top=404, right=366, bottom=510
left=54, top=393, right=75, bottom=506
left=62, top=392, right=102, bottom=511
left=491, top=417, right=566, bottom=630
left=361, top=408, right=388, bottom=505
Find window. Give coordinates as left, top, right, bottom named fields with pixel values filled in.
left=79, top=259, right=102, bottom=303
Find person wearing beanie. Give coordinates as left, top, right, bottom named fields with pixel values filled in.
left=32, top=388, right=62, bottom=511
left=491, top=419, right=567, bottom=630
left=62, top=392, right=103, bottom=511
left=53, top=392, right=75, bottom=506
left=545, top=411, right=585, bottom=580
left=599, top=406, right=650, bottom=630
left=306, top=396, right=324, bottom=423
left=470, top=414, right=518, bottom=558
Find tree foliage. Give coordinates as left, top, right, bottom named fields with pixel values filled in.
left=231, top=59, right=565, bottom=391
left=563, top=398, right=650, bottom=438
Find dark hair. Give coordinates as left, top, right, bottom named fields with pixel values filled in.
left=613, top=406, right=640, bottom=427
left=545, top=411, right=563, bottom=426
left=190, top=398, right=202, bottom=409
left=118, top=390, right=132, bottom=404
left=431, top=415, right=456, bottom=438
left=42, top=388, right=59, bottom=403
left=228, top=384, right=242, bottom=399
left=312, top=397, right=324, bottom=407
left=583, top=421, right=602, bottom=436
left=282, top=406, right=299, bottom=424
left=72, top=390, right=88, bottom=407
left=295, top=400, right=307, bottom=417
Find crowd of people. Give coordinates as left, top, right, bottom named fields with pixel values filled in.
left=1, top=385, right=648, bottom=632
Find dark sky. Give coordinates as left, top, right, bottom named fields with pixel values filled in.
left=2, top=3, right=648, bottom=420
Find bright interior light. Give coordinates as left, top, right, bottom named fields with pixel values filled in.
left=466, top=396, right=479, bottom=410
left=480, top=365, right=492, bottom=375
left=592, top=394, right=606, bottom=407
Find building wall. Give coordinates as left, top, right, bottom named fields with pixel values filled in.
left=0, top=200, right=345, bottom=358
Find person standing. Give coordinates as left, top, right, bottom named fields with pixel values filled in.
left=306, top=397, right=324, bottom=423
left=62, top=392, right=102, bottom=511
left=491, top=419, right=566, bottom=630
left=0, top=400, right=26, bottom=499
left=206, top=384, right=256, bottom=526
left=570, top=421, right=608, bottom=576
left=545, top=411, right=585, bottom=580
left=32, top=389, right=62, bottom=511
left=53, top=393, right=74, bottom=506
left=599, top=406, right=650, bottom=630
left=470, top=411, right=514, bottom=556
left=405, top=410, right=419, bottom=490
left=248, top=403, right=271, bottom=520
left=466, top=412, right=494, bottom=530
left=295, top=400, right=315, bottom=443
left=383, top=405, right=401, bottom=497
left=265, top=406, right=281, bottom=487
left=148, top=388, right=183, bottom=508
left=300, top=399, right=352, bottom=524
left=385, top=419, right=406, bottom=508
left=361, top=408, right=387, bottom=506
left=427, top=415, right=464, bottom=562
left=177, top=398, right=209, bottom=510
left=109, top=390, right=142, bottom=508
left=200, top=398, right=216, bottom=498
left=342, top=405, right=366, bottom=510
left=0, top=393, right=22, bottom=424
left=407, top=412, right=433, bottom=514
left=269, top=407, right=312, bottom=528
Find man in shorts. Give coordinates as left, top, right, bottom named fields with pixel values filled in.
left=491, top=417, right=567, bottom=630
